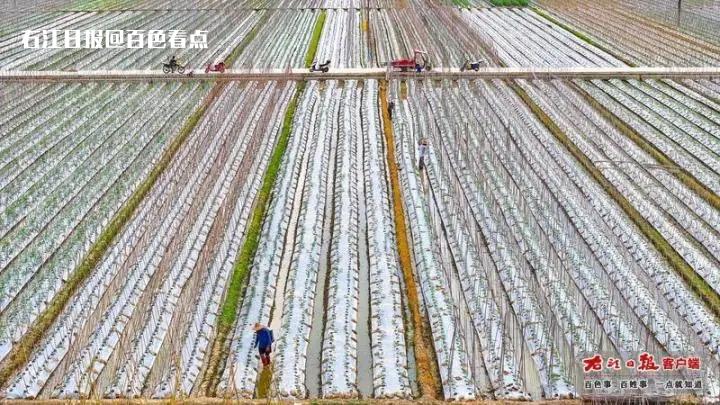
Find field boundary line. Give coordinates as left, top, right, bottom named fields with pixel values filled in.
left=510, top=80, right=720, bottom=323
left=379, top=81, right=441, bottom=399
left=571, top=81, right=720, bottom=212
left=0, top=79, right=224, bottom=389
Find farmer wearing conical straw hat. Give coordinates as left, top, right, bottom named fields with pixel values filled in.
left=254, top=323, right=274, bottom=367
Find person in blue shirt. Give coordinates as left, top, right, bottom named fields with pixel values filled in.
left=254, top=323, right=274, bottom=366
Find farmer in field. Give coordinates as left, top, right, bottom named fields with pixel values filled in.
left=254, top=323, right=274, bottom=366
left=418, top=138, right=429, bottom=172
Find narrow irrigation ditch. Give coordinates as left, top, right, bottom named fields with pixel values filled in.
left=0, top=80, right=221, bottom=389
left=356, top=176, right=374, bottom=398
left=510, top=80, right=720, bottom=322
left=379, top=81, right=441, bottom=399
left=354, top=86, right=375, bottom=397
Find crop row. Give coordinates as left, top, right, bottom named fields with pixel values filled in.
left=0, top=81, right=207, bottom=371
left=369, top=6, right=494, bottom=68
left=621, top=0, right=720, bottom=46
left=231, top=9, right=317, bottom=70
left=394, top=80, right=576, bottom=399
left=315, top=9, right=366, bottom=68
left=536, top=0, right=720, bottom=66
left=55, top=1, right=378, bottom=11
left=392, top=83, right=531, bottom=399
left=462, top=8, right=622, bottom=67
left=577, top=79, right=720, bottom=196
left=525, top=79, right=720, bottom=288
left=3, top=6, right=499, bottom=71
left=391, top=85, right=483, bottom=401
left=13, top=1, right=492, bottom=11
left=518, top=78, right=720, bottom=393
left=0, top=10, right=62, bottom=39
left=220, top=80, right=411, bottom=399
left=3, top=80, right=295, bottom=399
left=683, top=79, right=720, bottom=102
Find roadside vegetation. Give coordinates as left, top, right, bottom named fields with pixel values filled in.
left=490, top=0, right=529, bottom=7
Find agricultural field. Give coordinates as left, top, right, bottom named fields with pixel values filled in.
left=625, top=0, right=720, bottom=45
left=461, top=8, right=622, bottom=67
left=3, top=80, right=295, bottom=399
left=220, top=80, right=414, bottom=400
left=1, top=0, right=720, bottom=403
left=368, top=6, right=494, bottom=68
left=230, top=9, right=317, bottom=70
left=6, top=1, right=717, bottom=71
left=0, top=80, right=208, bottom=366
left=391, top=78, right=720, bottom=398
left=535, top=0, right=720, bottom=66
left=315, top=9, right=367, bottom=68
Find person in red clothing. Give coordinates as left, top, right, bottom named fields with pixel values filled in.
left=254, top=323, right=274, bottom=366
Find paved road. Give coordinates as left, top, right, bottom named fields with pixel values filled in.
left=1, top=66, right=720, bottom=82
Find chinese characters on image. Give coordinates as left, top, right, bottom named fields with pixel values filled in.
left=21, top=30, right=208, bottom=49
left=581, top=352, right=705, bottom=398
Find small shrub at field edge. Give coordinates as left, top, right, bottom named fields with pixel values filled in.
left=491, top=0, right=529, bottom=6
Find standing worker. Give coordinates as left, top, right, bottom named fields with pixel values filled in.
left=418, top=138, right=429, bottom=172
left=388, top=100, right=395, bottom=120
left=254, top=323, right=274, bottom=366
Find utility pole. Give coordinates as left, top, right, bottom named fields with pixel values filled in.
left=677, top=0, right=682, bottom=27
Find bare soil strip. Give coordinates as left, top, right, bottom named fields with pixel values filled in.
left=378, top=81, right=441, bottom=399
